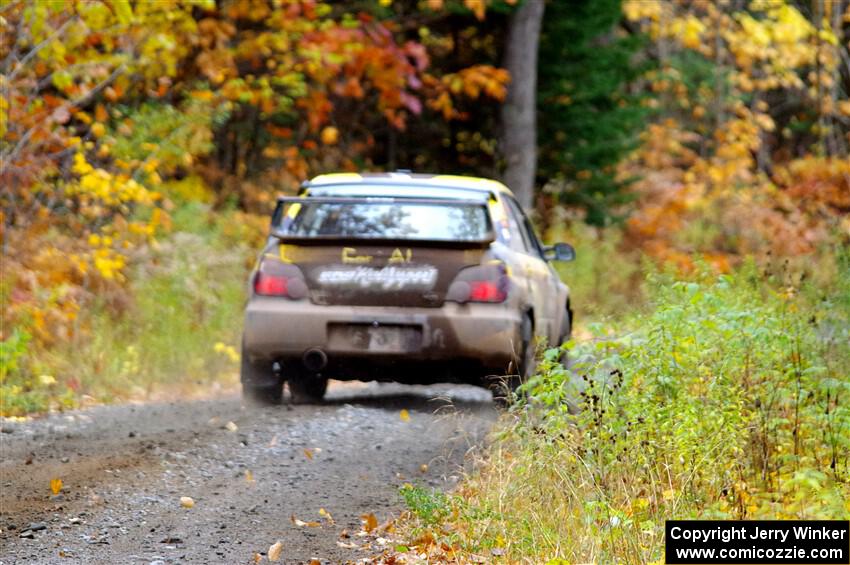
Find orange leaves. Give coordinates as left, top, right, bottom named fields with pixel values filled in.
left=50, top=478, right=63, bottom=495
left=291, top=515, right=321, bottom=528
left=297, top=91, right=334, bottom=133
left=360, top=512, right=379, bottom=533
left=425, top=65, right=510, bottom=121
left=320, top=126, right=339, bottom=145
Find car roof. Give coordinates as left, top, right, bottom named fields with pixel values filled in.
left=301, top=172, right=513, bottom=201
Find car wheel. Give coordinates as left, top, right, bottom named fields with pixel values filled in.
left=288, top=369, right=328, bottom=404
left=243, top=382, right=283, bottom=405
left=519, top=314, right=537, bottom=380
left=241, top=352, right=282, bottom=405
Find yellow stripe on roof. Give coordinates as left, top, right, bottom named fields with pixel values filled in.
left=309, top=173, right=364, bottom=185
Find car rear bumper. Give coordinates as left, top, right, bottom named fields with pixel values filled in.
left=243, top=298, right=522, bottom=373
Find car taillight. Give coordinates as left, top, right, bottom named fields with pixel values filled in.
left=447, top=262, right=509, bottom=304
left=254, top=272, right=288, bottom=296
left=253, top=259, right=308, bottom=299
left=468, top=280, right=507, bottom=303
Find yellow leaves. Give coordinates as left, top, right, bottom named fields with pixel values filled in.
left=90, top=123, right=106, bottom=138
left=180, top=496, right=195, bottom=508
left=399, top=409, right=410, bottom=422
left=50, top=478, right=63, bottom=495
left=670, top=15, right=705, bottom=50
left=268, top=540, right=283, bottom=561
left=753, top=112, right=775, bottom=132
left=214, top=342, right=240, bottom=363
left=72, top=152, right=94, bottom=176
left=245, top=470, right=254, bottom=483
left=623, top=0, right=662, bottom=23
left=92, top=248, right=126, bottom=280
left=38, top=374, right=57, bottom=386
left=319, top=507, right=334, bottom=524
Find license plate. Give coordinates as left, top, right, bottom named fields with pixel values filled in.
left=328, top=324, right=422, bottom=353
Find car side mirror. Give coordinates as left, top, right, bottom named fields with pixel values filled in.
left=544, top=242, right=576, bottom=262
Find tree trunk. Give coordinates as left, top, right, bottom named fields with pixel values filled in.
left=500, top=0, right=544, bottom=210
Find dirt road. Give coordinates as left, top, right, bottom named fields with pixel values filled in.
left=0, top=383, right=497, bottom=564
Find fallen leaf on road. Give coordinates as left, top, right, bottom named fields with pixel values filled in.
left=420, top=463, right=428, bottom=473
left=399, top=409, right=410, bottom=422
left=268, top=540, right=283, bottom=561
left=180, top=496, right=195, bottom=508
left=291, top=515, right=321, bottom=527
left=245, top=470, right=255, bottom=483
left=336, top=540, right=358, bottom=549
left=303, top=448, right=313, bottom=460
left=319, top=507, right=334, bottom=524
left=50, top=478, right=63, bottom=495
left=309, top=559, right=320, bottom=565
left=252, top=552, right=262, bottom=563
left=225, top=421, right=238, bottom=432
left=361, top=513, right=378, bottom=533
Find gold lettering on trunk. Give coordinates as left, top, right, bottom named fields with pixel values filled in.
left=342, top=247, right=372, bottom=264
left=389, top=248, right=413, bottom=263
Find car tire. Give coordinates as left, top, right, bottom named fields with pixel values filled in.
left=241, top=352, right=282, bottom=405
left=243, top=382, right=283, bottom=405
left=288, top=369, right=328, bottom=404
left=491, top=314, right=535, bottom=406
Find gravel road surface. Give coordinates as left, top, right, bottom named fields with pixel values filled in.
left=0, top=382, right=497, bottom=564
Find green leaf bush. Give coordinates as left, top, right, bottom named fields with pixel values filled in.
left=442, top=255, right=849, bottom=563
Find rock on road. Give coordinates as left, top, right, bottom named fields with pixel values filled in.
left=0, top=382, right=497, bottom=564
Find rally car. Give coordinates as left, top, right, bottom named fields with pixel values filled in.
left=241, top=172, right=575, bottom=403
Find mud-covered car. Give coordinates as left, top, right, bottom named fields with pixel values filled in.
left=241, top=172, right=575, bottom=403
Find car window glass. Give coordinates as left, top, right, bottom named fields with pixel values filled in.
left=503, top=197, right=534, bottom=253
left=521, top=213, right=545, bottom=257
left=283, top=202, right=491, bottom=241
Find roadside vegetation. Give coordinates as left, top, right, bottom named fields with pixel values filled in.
left=1, top=203, right=253, bottom=415
left=396, top=247, right=850, bottom=563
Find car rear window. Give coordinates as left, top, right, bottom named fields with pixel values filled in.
left=282, top=202, right=491, bottom=241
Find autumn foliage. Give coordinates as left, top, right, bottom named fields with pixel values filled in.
left=620, top=0, right=849, bottom=269
left=1, top=0, right=848, bottom=416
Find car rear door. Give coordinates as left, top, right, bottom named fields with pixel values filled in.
left=502, top=196, right=561, bottom=344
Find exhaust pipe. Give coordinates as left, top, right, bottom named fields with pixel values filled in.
left=302, top=348, right=328, bottom=373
